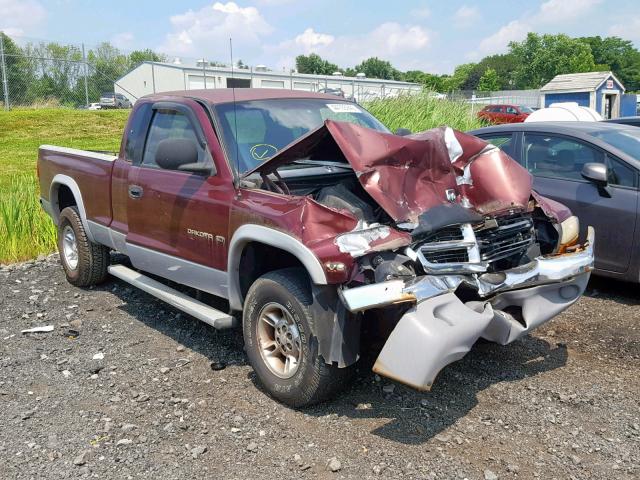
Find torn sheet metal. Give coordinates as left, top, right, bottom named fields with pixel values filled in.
left=245, top=120, right=533, bottom=222
left=531, top=190, right=572, bottom=223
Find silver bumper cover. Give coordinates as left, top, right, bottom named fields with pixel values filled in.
left=340, top=226, right=595, bottom=391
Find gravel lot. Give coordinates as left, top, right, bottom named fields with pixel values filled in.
left=1, top=254, right=638, bottom=479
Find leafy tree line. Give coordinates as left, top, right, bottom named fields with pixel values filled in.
left=296, top=33, right=640, bottom=92
left=0, top=32, right=165, bottom=107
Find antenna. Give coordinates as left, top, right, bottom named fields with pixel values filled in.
left=230, top=37, right=240, bottom=184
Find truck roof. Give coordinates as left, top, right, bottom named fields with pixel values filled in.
left=141, top=88, right=345, bottom=105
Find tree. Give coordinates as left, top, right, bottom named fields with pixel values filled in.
left=129, top=49, right=165, bottom=70
left=478, top=68, right=500, bottom=92
left=443, top=63, right=476, bottom=91
left=463, top=53, right=518, bottom=90
left=353, top=57, right=402, bottom=80
left=0, top=33, right=36, bottom=105
left=579, top=36, right=640, bottom=91
left=404, top=70, right=446, bottom=91
left=509, top=33, right=596, bottom=89
left=86, top=42, right=130, bottom=100
left=295, top=53, right=338, bottom=75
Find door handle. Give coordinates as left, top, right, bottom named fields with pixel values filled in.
left=128, top=185, right=143, bottom=199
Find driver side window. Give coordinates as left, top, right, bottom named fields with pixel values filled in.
left=142, top=110, right=201, bottom=169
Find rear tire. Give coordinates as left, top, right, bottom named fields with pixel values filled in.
left=243, top=268, right=352, bottom=407
left=57, top=206, right=109, bottom=287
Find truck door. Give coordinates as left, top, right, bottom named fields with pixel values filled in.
left=110, top=102, right=153, bottom=250
left=125, top=100, right=233, bottom=297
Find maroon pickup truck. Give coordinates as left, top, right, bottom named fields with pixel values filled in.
left=38, top=89, right=594, bottom=407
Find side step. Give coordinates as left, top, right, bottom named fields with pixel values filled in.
left=108, top=264, right=237, bottom=329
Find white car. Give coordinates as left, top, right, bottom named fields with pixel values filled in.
left=88, top=103, right=101, bottom=110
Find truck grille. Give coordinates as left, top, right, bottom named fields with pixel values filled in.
left=417, top=215, right=534, bottom=272
left=476, top=216, right=534, bottom=263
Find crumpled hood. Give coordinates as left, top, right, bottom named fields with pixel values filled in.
left=246, top=120, right=533, bottom=223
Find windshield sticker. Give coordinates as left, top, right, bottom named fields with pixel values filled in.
left=326, top=103, right=361, bottom=113
left=250, top=144, right=278, bottom=162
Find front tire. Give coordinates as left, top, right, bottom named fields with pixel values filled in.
left=243, top=268, right=351, bottom=407
left=57, top=206, right=109, bottom=287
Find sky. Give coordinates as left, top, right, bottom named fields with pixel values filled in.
left=2, top=0, right=640, bottom=74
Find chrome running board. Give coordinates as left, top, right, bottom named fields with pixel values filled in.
left=108, top=264, right=237, bottom=329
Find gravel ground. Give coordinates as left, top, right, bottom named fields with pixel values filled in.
left=1, top=254, right=638, bottom=479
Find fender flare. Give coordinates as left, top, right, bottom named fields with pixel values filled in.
left=49, top=174, right=95, bottom=243
left=227, top=224, right=327, bottom=310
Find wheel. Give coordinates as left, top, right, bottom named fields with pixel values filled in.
left=57, top=206, right=110, bottom=287
left=243, top=268, right=352, bottom=407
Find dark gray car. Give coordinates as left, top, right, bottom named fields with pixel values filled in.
left=469, top=122, right=640, bottom=283
left=604, top=116, right=640, bottom=127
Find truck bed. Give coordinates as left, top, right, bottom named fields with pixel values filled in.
left=38, top=145, right=117, bottom=228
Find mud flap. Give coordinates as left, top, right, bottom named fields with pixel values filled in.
left=373, top=292, right=494, bottom=390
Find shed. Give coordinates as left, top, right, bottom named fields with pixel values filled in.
left=540, top=71, right=625, bottom=119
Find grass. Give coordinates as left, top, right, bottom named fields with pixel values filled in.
left=0, top=174, right=58, bottom=262
left=0, top=97, right=481, bottom=264
left=364, top=93, right=486, bottom=132
left=0, top=108, right=129, bottom=263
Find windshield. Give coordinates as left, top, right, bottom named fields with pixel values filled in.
left=519, top=105, right=534, bottom=113
left=590, top=128, right=640, bottom=158
left=214, top=98, right=389, bottom=174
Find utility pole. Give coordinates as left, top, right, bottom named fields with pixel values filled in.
left=0, top=32, right=10, bottom=110
left=202, top=60, right=207, bottom=89
left=82, top=43, right=89, bottom=107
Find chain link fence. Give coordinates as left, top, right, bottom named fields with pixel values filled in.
left=0, top=33, right=179, bottom=109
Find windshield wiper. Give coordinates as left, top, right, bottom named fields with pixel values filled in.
left=291, top=159, right=352, bottom=169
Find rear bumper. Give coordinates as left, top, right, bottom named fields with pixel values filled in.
left=340, top=227, right=595, bottom=390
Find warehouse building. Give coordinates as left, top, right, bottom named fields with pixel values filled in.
left=114, top=61, right=421, bottom=103
left=540, top=71, right=636, bottom=119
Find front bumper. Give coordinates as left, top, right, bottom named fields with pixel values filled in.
left=340, top=226, right=595, bottom=391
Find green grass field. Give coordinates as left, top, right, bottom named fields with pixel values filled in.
left=0, top=109, right=129, bottom=263
left=0, top=95, right=483, bottom=264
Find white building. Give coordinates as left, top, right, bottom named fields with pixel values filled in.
left=114, top=61, right=421, bottom=103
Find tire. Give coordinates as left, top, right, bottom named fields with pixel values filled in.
left=243, top=268, right=352, bottom=407
left=57, top=206, right=110, bottom=287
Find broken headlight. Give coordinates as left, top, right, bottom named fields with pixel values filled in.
left=558, top=215, right=579, bottom=252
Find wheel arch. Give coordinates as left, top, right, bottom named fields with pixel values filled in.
left=227, top=224, right=327, bottom=311
left=49, top=174, right=95, bottom=243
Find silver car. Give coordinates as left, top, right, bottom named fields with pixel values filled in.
left=99, top=92, right=131, bottom=109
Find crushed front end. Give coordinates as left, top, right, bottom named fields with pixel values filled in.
left=338, top=208, right=594, bottom=391
left=244, top=119, right=594, bottom=391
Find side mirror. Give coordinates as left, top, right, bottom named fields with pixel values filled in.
left=395, top=128, right=412, bottom=136
left=581, top=162, right=608, bottom=185
left=155, top=138, right=213, bottom=175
